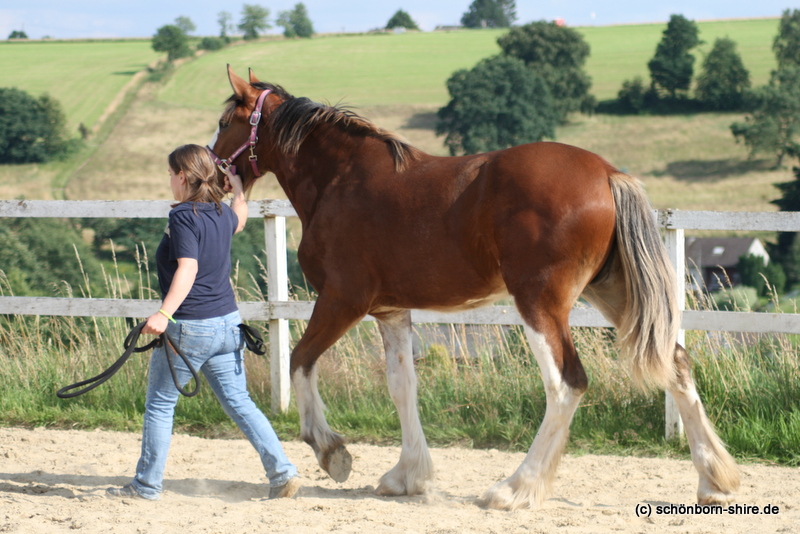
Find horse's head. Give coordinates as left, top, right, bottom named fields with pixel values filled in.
left=207, top=65, right=287, bottom=192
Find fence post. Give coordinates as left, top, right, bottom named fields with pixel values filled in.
left=264, top=215, right=291, bottom=413
left=664, top=223, right=686, bottom=441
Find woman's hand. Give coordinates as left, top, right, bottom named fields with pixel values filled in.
left=224, top=170, right=248, bottom=233
left=142, top=311, right=170, bottom=335
left=223, top=171, right=244, bottom=195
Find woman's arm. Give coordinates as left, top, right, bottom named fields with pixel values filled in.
left=142, top=257, right=199, bottom=335
left=225, top=171, right=248, bottom=234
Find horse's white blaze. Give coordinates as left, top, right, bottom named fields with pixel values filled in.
left=292, top=366, right=338, bottom=459
left=480, top=326, right=583, bottom=510
left=207, top=127, right=220, bottom=152
left=375, top=313, right=433, bottom=495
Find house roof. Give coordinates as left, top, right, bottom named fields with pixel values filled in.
left=685, top=237, right=767, bottom=269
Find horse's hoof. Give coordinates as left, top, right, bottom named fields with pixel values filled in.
left=323, top=445, right=352, bottom=483
left=375, top=477, right=405, bottom=496
left=698, top=491, right=735, bottom=505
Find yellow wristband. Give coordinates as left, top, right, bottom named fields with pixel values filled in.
left=158, top=309, right=177, bottom=323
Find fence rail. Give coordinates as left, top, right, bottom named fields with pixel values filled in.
left=3, top=200, right=800, bottom=440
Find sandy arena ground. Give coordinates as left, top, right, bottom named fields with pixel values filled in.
left=0, top=427, right=797, bottom=533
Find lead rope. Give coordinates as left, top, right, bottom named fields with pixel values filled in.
left=56, top=322, right=266, bottom=399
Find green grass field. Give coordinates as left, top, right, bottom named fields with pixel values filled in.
left=158, top=19, right=780, bottom=110
left=0, top=40, right=159, bottom=131
left=0, top=18, right=780, bottom=126
left=583, top=18, right=779, bottom=100
left=0, top=19, right=791, bottom=208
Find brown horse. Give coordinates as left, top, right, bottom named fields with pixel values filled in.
left=209, top=66, right=739, bottom=510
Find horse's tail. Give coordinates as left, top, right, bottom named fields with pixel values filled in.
left=608, top=172, right=679, bottom=389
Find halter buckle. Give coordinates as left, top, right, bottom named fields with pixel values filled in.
left=217, top=160, right=233, bottom=174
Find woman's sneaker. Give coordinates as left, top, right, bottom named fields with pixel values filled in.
left=106, top=484, right=145, bottom=499
left=268, top=477, right=302, bottom=499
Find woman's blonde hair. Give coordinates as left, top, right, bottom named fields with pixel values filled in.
left=168, top=144, right=226, bottom=211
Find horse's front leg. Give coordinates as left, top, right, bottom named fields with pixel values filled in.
left=374, top=310, right=434, bottom=496
left=291, top=294, right=365, bottom=482
left=478, top=319, right=586, bottom=510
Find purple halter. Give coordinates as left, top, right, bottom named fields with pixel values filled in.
left=207, top=89, right=271, bottom=178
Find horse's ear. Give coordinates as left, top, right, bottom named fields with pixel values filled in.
left=227, top=64, right=250, bottom=99
left=248, top=68, right=260, bottom=84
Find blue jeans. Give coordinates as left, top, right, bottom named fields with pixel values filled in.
left=130, top=311, right=297, bottom=500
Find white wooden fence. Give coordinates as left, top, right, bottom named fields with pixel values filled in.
left=3, top=199, right=800, bottom=440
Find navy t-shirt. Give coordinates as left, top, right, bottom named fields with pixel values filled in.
left=156, top=202, right=239, bottom=320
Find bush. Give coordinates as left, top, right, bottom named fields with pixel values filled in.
left=712, top=286, right=759, bottom=311
left=617, top=77, right=647, bottom=114
left=738, top=253, right=786, bottom=296
left=198, top=36, right=225, bottom=51
left=0, top=88, right=73, bottom=164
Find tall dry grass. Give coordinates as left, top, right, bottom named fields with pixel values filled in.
left=1, top=254, right=799, bottom=464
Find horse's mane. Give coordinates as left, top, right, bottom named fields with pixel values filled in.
left=244, top=82, right=420, bottom=172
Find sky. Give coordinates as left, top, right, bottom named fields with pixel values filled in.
left=0, top=1, right=793, bottom=40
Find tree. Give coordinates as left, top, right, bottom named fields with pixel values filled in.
left=768, top=166, right=800, bottom=287
left=277, top=3, right=314, bottom=38
left=436, top=55, right=558, bottom=155
left=217, top=11, right=234, bottom=40
left=0, top=218, right=104, bottom=297
left=174, top=16, right=196, bottom=34
left=737, top=253, right=786, bottom=296
left=497, top=21, right=592, bottom=122
left=0, top=88, right=71, bottom=164
left=695, top=37, right=751, bottom=110
left=8, top=30, right=28, bottom=40
left=238, top=4, right=271, bottom=40
left=386, top=9, right=419, bottom=31
left=730, top=66, right=800, bottom=167
left=151, top=24, right=191, bottom=61
left=84, top=218, right=167, bottom=264
left=461, top=0, right=516, bottom=29
left=773, top=9, right=800, bottom=69
left=647, top=14, right=702, bottom=98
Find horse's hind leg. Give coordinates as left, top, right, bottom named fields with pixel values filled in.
left=291, top=294, right=366, bottom=482
left=374, top=310, right=434, bottom=495
left=668, top=345, right=739, bottom=504
left=584, top=266, right=739, bottom=503
left=479, top=305, right=587, bottom=510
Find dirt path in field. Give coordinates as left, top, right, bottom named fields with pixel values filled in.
left=1, top=427, right=798, bottom=533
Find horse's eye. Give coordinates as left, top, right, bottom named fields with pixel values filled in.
left=219, top=119, right=229, bottom=129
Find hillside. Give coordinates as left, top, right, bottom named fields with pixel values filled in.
left=0, top=19, right=791, bottom=214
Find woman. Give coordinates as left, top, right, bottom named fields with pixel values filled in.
left=107, top=144, right=300, bottom=500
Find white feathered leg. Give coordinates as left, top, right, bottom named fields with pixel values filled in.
left=375, top=311, right=434, bottom=495
left=479, top=326, right=583, bottom=510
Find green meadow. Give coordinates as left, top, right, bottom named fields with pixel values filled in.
left=0, top=18, right=780, bottom=127
left=0, top=40, right=159, bottom=131
left=156, top=19, right=780, bottom=111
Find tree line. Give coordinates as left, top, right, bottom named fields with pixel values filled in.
left=435, top=10, right=800, bottom=164
left=151, top=3, right=315, bottom=62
